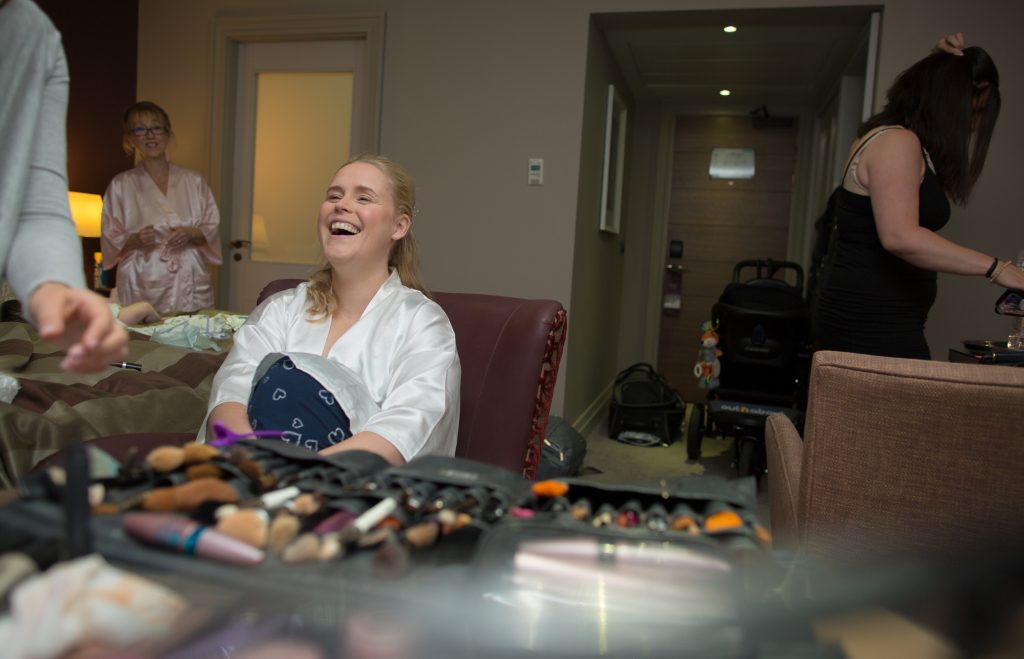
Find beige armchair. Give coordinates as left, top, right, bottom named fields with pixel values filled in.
left=765, top=350, right=1024, bottom=567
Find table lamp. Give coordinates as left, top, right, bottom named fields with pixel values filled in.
left=67, top=191, right=105, bottom=291
left=68, top=191, right=102, bottom=238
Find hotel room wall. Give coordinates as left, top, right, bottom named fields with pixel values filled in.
left=564, top=19, right=631, bottom=431
left=135, top=0, right=1024, bottom=425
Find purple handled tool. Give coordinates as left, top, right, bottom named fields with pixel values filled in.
left=209, top=421, right=285, bottom=448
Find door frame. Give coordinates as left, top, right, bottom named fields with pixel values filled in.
left=208, top=12, right=385, bottom=307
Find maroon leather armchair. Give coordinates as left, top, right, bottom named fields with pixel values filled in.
left=255, top=280, right=568, bottom=478
left=36, top=282, right=567, bottom=480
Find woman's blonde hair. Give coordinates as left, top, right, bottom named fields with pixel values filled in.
left=306, top=154, right=427, bottom=320
left=121, top=101, right=172, bottom=158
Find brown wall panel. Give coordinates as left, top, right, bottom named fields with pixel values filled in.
left=673, top=116, right=797, bottom=155
left=668, top=190, right=793, bottom=228
left=666, top=225, right=789, bottom=263
left=36, top=0, right=138, bottom=195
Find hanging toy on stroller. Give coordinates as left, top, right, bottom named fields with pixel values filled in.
left=694, top=321, right=722, bottom=390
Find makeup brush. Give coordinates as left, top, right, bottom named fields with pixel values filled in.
left=140, top=477, right=239, bottom=513
left=339, top=497, right=399, bottom=545
left=123, top=512, right=264, bottom=566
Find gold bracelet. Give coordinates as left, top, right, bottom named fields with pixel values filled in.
left=989, top=260, right=1011, bottom=283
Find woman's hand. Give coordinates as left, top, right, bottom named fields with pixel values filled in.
left=167, top=226, right=202, bottom=249
left=29, top=282, right=129, bottom=372
left=319, top=431, right=405, bottom=465
left=933, top=32, right=965, bottom=56
left=124, top=225, right=157, bottom=252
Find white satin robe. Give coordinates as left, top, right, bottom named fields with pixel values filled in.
left=204, top=271, right=461, bottom=461
left=101, top=163, right=222, bottom=313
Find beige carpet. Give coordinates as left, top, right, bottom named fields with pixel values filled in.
left=579, top=427, right=735, bottom=484
left=573, top=404, right=771, bottom=524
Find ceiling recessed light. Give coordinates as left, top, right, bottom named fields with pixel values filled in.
left=723, top=25, right=738, bottom=33
left=719, top=89, right=732, bottom=96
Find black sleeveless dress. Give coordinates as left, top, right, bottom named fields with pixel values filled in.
left=812, top=157, right=951, bottom=359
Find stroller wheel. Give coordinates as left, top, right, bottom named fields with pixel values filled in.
left=685, top=403, right=704, bottom=460
left=735, top=436, right=762, bottom=478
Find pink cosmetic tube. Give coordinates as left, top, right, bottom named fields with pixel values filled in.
left=123, top=512, right=265, bottom=566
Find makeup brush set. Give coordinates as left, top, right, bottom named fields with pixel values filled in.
left=2, top=438, right=774, bottom=593
left=0, top=440, right=799, bottom=658
left=4, top=439, right=541, bottom=578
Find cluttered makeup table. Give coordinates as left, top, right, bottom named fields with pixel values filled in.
left=0, top=434, right=828, bottom=659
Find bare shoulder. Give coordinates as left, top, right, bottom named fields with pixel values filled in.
left=860, top=127, right=924, bottom=175
left=865, top=126, right=921, bottom=155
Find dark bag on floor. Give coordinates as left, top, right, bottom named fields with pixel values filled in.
left=607, top=363, right=685, bottom=446
left=537, top=416, right=586, bottom=479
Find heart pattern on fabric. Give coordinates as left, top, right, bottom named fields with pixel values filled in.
left=272, top=388, right=287, bottom=401
left=326, top=427, right=346, bottom=445
left=303, top=439, right=320, bottom=451
left=318, top=390, right=335, bottom=406
left=291, top=417, right=304, bottom=430
left=282, top=431, right=302, bottom=445
left=282, top=359, right=296, bottom=370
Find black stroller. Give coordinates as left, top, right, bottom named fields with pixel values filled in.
left=686, top=259, right=811, bottom=477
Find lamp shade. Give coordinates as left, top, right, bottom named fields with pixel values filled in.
left=68, top=191, right=102, bottom=238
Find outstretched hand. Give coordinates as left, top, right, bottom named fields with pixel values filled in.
left=28, top=282, right=129, bottom=372
left=933, top=32, right=965, bottom=56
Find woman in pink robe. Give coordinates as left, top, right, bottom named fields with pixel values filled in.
left=101, top=102, right=222, bottom=314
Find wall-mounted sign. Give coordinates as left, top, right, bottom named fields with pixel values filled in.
left=709, top=148, right=755, bottom=179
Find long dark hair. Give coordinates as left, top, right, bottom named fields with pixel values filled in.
left=860, top=46, right=1000, bottom=205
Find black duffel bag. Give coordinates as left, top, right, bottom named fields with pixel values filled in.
left=607, top=363, right=685, bottom=447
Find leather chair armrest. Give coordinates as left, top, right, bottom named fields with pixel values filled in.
left=765, top=412, right=803, bottom=551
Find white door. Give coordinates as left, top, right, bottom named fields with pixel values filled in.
left=224, top=39, right=365, bottom=312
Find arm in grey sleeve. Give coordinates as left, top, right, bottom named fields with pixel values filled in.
left=5, top=41, right=86, bottom=304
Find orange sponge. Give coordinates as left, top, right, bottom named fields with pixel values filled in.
left=531, top=480, right=570, bottom=498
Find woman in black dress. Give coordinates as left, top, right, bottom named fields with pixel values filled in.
left=813, top=37, right=1024, bottom=359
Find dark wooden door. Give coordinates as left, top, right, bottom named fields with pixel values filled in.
left=658, top=115, right=798, bottom=403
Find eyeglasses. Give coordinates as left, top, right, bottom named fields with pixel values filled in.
left=130, top=125, right=167, bottom=137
